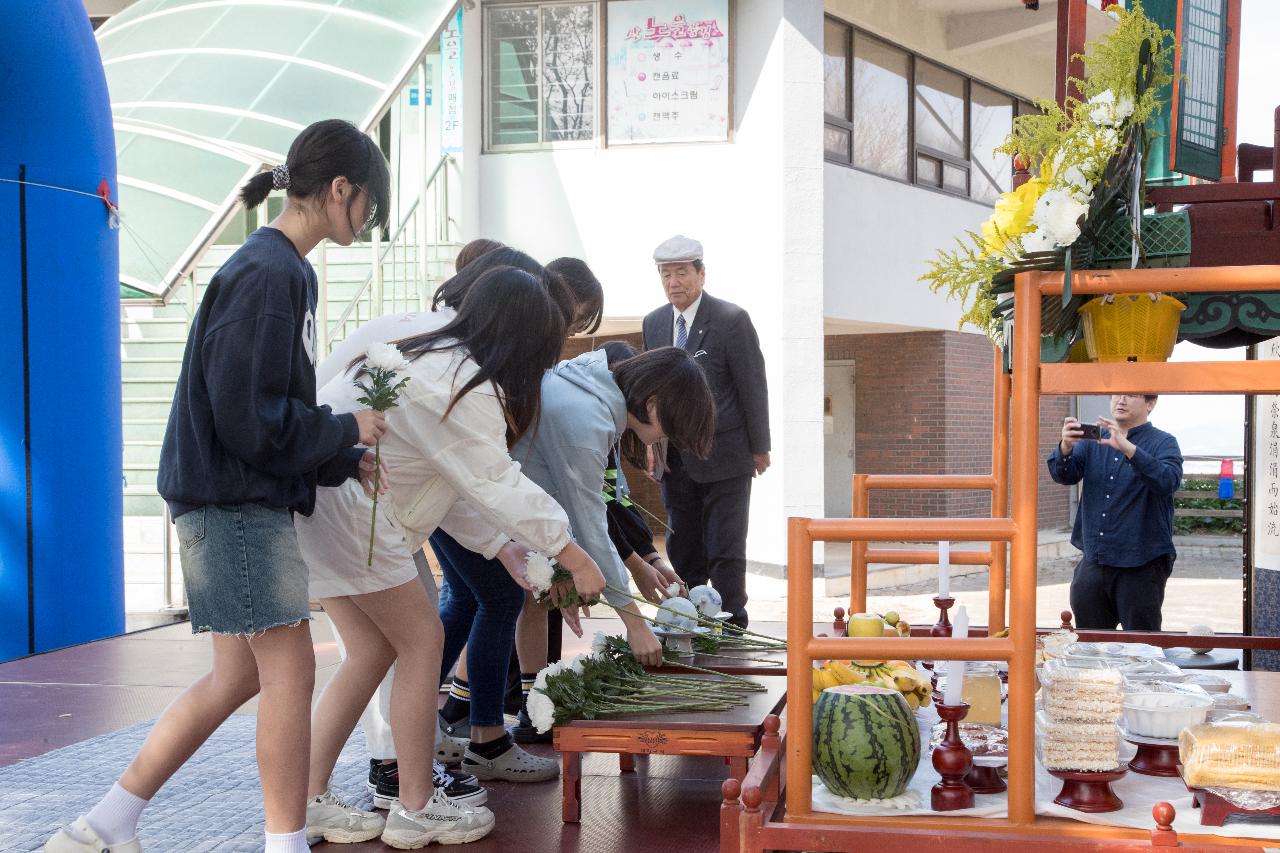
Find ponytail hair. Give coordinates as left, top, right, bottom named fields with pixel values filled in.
left=239, top=119, right=391, bottom=232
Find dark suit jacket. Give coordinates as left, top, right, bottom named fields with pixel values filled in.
left=642, top=292, right=770, bottom=483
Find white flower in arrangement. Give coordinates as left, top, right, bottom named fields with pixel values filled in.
left=534, top=660, right=563, bottom=692
left=1030, top=188, right=1090, bottom=248
left=363, top=341, right=411, bottom=374
left=592, top=631, right=610, bottom=655
left=688, top=585, right=723, bottom=618
left=1050, top=149, right=1094, bottom=203
left=565, top=654, right=589, bottom=674
left=656, top=596, right=700, bottom=630
left=525, top=551, right=556, bottom=594
left=1019, top=228, right=1058, bottom=255
left=527, top=690, right=557, bottom=734
left=665, top=582, right=681, bottom=599
left=1087, top=90, right=1134, bottom=127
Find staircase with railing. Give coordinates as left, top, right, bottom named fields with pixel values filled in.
left=118, top=155, right=458, bottom=614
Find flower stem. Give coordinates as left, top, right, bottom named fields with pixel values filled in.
left=367, top=440, right=381, bottom=567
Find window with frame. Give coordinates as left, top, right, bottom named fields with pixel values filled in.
left=486, top=2, right=597, bottom=150
left=824, top=16, right=1033, bottom=204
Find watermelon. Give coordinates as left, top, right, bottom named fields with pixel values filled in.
left=812, top=684, right=921, bottom=800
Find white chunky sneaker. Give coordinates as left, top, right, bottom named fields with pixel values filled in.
left=380, top=791, right=495, bottom=849
left=44, top=817, right=142, bottom=853
left=462, top=743, right=559, bottom=782
left=305, top=789, right=385, bottom=844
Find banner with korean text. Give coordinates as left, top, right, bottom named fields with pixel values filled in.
left=606, top=0, right=730, bottom=144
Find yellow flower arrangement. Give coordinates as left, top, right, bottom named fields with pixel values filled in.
left=920, top=1, right=1174, bottom=343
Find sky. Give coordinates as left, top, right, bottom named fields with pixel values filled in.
left=1146, top=0, right=1279, bottom=466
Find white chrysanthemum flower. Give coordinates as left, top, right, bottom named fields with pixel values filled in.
left=533, top=660, right=562, bottom=692
left=688, top=584, right=723, bottom=617
left=1030, top=188, right=1090, bottom=247
left=565, top=654, right=588, bottom=674
left=656, top=597, right=700, bottom=629
left=664, top=582, right=681, bottom=599
left=1020, top=228, right=1057, bottom=255
left=1087, top=90, right=1133, bottom=127
left=525, top=552, right=556, bottom=594
left=364, top=342, right=410, bottom=373
left=592, top=631, right=610, bottom=655
left=527, top=690, right=557, bottom=733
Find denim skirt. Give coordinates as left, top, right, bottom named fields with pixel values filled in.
left=175, top=503, right=312, bottom=636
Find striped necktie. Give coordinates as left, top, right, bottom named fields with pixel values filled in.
left=676, top=314, right=688, bottom=349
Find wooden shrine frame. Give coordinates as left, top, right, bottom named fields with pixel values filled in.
left=739, top=264, right=1280, bottom=852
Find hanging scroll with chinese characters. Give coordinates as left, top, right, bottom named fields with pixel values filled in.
left=1252, top=338, right=1280, bottom=670
left=606, top=0, right=731, bottom=144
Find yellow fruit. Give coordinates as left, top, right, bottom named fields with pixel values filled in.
left=920, top=690, right=933, bottom=708
left=884, top=660, right=913, bottom=671
left=893, top=672, right=920, bottom=692
left=826, top=662, right=866, bottom=685
left=883, top=611, right=900, bottom=627
left=813, top=668, right=839, bottom=690
left=896, top=622, right=911, bottom=637
left=993, top=628, right=1010, bottom=638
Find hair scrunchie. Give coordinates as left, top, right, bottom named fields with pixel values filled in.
left=270, top=163, right=291, bottom=191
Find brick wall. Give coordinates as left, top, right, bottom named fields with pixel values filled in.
left=827, top=330, right=1070, bottom=531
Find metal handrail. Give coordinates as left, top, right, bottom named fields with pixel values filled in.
left=323, top=153, right=453, bottom=348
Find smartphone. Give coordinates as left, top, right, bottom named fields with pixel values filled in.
left=1078, top=423, right=1102, bottom=441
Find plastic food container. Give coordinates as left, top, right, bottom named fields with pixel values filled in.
left=1122, top=691, right=1214, bottom=739
left=1213, top=693, right=1250, bottom=711
left=1118, top=659, right=1186, bottom=683
left=1181, top=721, right=1280, bottom=791
left=1183, top=673, right=1232, bottom=694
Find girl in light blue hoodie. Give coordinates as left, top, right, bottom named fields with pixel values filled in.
left=511, top=346, right=716, bottom=661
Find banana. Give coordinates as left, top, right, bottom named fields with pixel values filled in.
left=826, top=662, right=867, bottom=685
left=904, top=691, right=920, bottom=711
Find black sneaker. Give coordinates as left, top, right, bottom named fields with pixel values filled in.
left=367, top=759, right=488, bottom=808
left=511, top=708, right=553, bottom=744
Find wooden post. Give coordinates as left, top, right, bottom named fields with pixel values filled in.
left=851, top=474, right=869, bottom=614
left=1151, top=802, right=1179, bottom=846
left=1009, top=271, right=1040, bottom=826
left=990, top=346, right=1011, bottom=633
left=1054, top=0, right=1087, bottom=107
left=720, top=778, right=742, bottom=853
left=786, top=517, right=815, bottom=818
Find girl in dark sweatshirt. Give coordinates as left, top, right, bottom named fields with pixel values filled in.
left=46, top=120, right=391, bottom=853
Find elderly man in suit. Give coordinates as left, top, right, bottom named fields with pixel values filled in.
left=642, top=235, right=770, bottom=628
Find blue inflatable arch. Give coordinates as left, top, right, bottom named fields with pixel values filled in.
left=0, top=0, right=124, bottom=660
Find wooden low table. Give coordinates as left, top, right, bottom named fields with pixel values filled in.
left=553, top=675, right=787, bottom=822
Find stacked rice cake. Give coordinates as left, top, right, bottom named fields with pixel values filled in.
left=1038, top=666, right=1123, bottom=771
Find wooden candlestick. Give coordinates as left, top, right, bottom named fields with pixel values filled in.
left=931, top=702, right=975, bottom=811
left=931, top=596, right=956, bottom=637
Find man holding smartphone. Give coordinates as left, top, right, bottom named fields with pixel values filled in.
left=1048, top=394, right=1184, bottom=630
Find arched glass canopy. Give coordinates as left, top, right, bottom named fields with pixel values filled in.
left=97, top=0, right=455, bottom=296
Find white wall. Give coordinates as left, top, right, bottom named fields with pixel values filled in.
left=470, top=0, right=825, bottom=569
left=824, top=164, right=995, bottom=330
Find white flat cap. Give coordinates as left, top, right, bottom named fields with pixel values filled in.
left=653, top=234, right=703, bottom=264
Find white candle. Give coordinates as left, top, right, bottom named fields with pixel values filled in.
left=944, top=660, right=965, bottom=705
left=938, top=541, right=951, bottom=598
left=944, top=606, right=969, bottom=706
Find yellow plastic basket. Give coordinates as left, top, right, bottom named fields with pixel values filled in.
left=1077, top=294, right=1186, bottom=363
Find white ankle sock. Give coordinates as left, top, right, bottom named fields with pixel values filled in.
left=85, top=782, right=149, bottom=844
left=263, top=828, right=310, bottom=853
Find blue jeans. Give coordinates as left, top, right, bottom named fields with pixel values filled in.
left=430, top=529, right=526, bottom=728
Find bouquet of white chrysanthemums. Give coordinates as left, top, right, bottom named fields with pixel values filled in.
left=525, top=633, right=766, bottom=733
left=354, top=342, right=410, bottom=567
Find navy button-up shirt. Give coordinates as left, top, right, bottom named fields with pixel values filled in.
left=1047, top=422, right=1183, bottom=567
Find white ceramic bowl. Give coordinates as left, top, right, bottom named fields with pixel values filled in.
left=1122, top=691, right=1214, bottom=739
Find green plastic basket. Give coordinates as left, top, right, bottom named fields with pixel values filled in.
left=1091, top=210, right=1191, bottom=269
